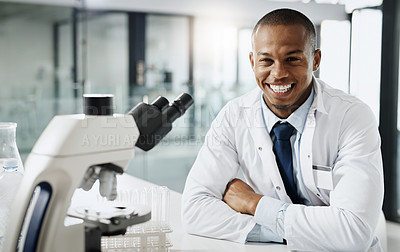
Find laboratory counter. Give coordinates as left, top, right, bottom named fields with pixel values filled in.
left=72, top=173, right=289, bottom=252
left=114, top=174, right=289, bottom=252
left=72, top=174, right=388, bottom=252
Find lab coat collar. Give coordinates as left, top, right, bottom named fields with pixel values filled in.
left=310, top=77, right=328, bottom=115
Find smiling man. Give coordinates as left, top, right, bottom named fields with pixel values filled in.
left=182, top=8, right=383, bottom=252
left=250, top=20, right=320, bottom=119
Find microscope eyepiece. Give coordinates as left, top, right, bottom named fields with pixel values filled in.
left=152, top=96, right=169, bottom=111
left=171, top=93, right=194, bottom=116
left=129, top=93, right=194, bottom=151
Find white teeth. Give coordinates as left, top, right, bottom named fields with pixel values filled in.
left=269, top=84, right=292, bottom=93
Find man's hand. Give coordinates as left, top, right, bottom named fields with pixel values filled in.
left=222, top=178, right=263, bottom=216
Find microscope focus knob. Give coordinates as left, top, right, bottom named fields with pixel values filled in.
left=83, top=94, right=114, bottom=116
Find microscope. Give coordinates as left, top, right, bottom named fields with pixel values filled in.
left=2, top=93, right=193, bottom=252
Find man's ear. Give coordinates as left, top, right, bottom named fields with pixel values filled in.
left=249, top=52, right=255, bottom=71
left=313, top=49, right=321, bottom=71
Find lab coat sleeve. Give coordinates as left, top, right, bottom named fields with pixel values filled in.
left=284, top=102, right=384, bottom=251
left=181, top=103, right=257, bottom=243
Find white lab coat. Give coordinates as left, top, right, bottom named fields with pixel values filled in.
left=182, top=78, right=384, bottom=252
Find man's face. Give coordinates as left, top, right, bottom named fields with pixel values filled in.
left=249, top=24, right=321, bottom=118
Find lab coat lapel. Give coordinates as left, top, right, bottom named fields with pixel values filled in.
left=243, top=104, right=292, bottom=203
left=300, top=112, right=320, bottom=203
left=299, top=80, right=330, bottom=205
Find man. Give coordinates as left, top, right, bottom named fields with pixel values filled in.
left=182, top=8, right=383, bottom=252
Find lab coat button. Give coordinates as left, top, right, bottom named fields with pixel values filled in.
left=307, top=154, right=311, bottom=158
left=276, top=186, right=281, bottom=191
left=316, top=193, right=321, bottom=197
left=258, top=147, right=262, bottom=151
left=307, top=118, right=315, bottom=127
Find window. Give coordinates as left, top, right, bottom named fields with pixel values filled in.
left=319, top=20, right=350, bottom=93
left=349, top=9, right=382, bottom=122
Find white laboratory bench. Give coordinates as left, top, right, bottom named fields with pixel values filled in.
left=72, top=174, right=389, bottom=252
left=114, top=174, right=289, bottom=252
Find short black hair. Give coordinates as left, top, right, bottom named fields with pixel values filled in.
left=252, top=8, right=317, bottom=51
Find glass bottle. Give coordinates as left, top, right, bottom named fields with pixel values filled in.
left=0, top=122, right=24, bottom=248
left=0, top=122, right=24, bottom=174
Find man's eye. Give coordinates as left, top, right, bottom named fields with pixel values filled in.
left=287, top=57, right=300, bottom=62
left=260, top=58, right=273, bottom=63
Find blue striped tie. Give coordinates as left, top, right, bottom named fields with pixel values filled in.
left=272, top=122, right=302, bottom=204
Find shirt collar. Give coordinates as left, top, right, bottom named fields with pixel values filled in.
left=261, top=85, right=315, bottom=135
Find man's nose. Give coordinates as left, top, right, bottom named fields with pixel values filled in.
left=270, top=62, right=289, bottom=79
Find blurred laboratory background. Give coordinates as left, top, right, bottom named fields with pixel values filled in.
left=1, top=0, right=400, bottom=245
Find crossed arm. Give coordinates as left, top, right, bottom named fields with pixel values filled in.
left=223, top=178, right=262, bottom=216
